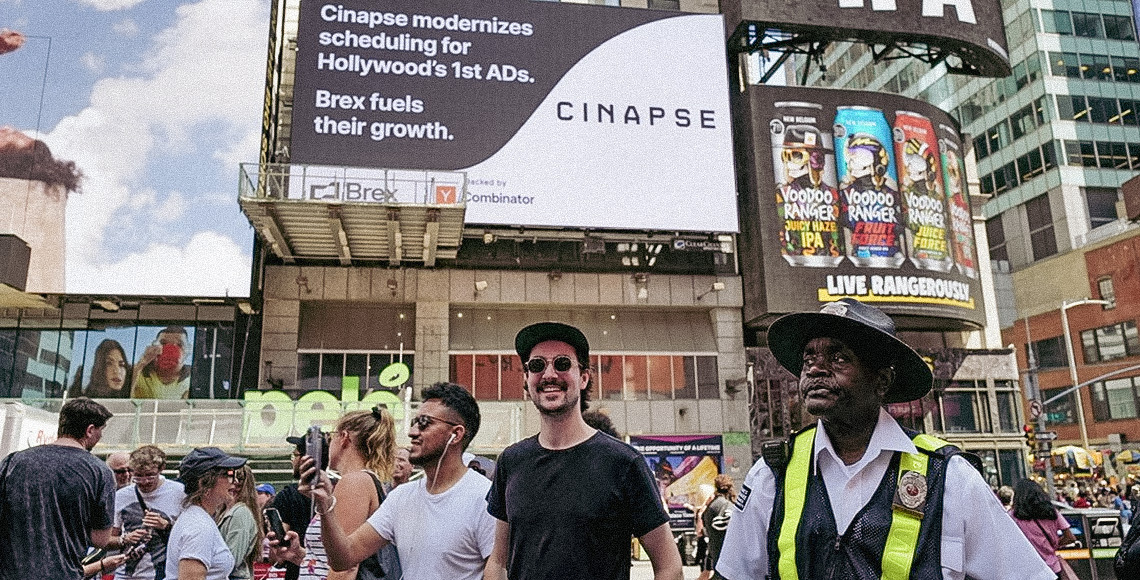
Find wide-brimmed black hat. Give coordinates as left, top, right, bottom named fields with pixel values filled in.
left=515, top=322, right=589, bottom=363
left=767, top=298, right=932, bottom=403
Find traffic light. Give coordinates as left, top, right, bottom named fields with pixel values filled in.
left=1023, top=424, right=1037, bottom=448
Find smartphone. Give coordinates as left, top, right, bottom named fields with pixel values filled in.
left=305, top=425, right=323, bottom=486
left=264, top=507, right=290, bottom=548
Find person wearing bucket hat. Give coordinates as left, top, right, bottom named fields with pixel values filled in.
left=716, top=299, right=1054, bottom=580
left=484, top=322, right=682, bottom=580
left=165, top=447, right=247, bottom=580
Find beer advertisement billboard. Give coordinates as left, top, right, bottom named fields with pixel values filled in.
left=288, top=0, right=737, bottom=232
left=738, top=85, right=985, bottom=328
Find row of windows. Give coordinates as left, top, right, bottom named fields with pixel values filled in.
left=955, top=57, right=1043, bottom=128
left=980, top=138, right=1140, bottom=198
left=1081, top=320, right=1140, bottom=363
left=974, top=98, right=1049, bottom=160
left=987, top=187, right=1120, bottom=265
left=450, top=353, right=720, bottom=401
left=977, top=142, right=1057, bottom=195
left=1049, top=51, right=1140, bottom=83
left=1057, top=95, right=1140, bottom=125
left=1039, top=9, right=1136, bottom=40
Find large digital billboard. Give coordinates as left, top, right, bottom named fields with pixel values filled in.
left=721, top=0, right=1010, bottom=77
left=735, top=85, right=985, bottom=328
left=289, top=0, right=738, bottom=232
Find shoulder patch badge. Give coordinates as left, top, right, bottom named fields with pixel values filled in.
left=734, top=484, right=752, bottom=511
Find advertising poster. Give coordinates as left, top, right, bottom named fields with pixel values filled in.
left=288, top=0, right=738, bottom=232
left=740, top=85, right=985, bottom=328
left=629, top=434, right=723, bottom=531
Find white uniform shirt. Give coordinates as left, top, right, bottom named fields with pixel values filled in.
left=716, top=408, right=1055, bottom=580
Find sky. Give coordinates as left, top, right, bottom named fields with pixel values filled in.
left=1, top=0, right=269, bottom=297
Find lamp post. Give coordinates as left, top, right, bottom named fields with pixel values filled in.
left=1060, top=298, right=1111, bottom=452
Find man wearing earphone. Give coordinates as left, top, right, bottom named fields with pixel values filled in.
left=483, top=322, right=683, bottom=580
left=281, top=382, right=497, bottom=580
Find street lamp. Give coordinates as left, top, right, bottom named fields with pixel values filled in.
left=1060, top=298, right=1112, bottom=451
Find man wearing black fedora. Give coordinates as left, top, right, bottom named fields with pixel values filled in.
left=484, top=322, right=683, bottom=580
left=716, top=298, right=1052, bottom=580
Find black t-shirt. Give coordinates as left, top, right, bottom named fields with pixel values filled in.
left=487, top=431, right=669, bottom=580
left=0, top=444, right=115, bottom=580
left=267, top=483, right=311, bottom=580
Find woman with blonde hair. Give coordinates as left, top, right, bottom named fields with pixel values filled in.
left=276, top=406, right=400, bottom=580
left=220, top=464, right=263, bottom=580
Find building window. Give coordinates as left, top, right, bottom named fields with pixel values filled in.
left=450, top=353, right=719, bottom=401
left=1098, top=277, right=1117, bottom=309
left=1072, top=12, right=1105, bottom=38
left=1043, top=386, right=1078, bottom=424
left=1081, top=321, right=1140, bottom=363
left=986, top=216, right=1009, bottom=263
left=1049, top=52, right=1081, bottom=78
left=1042, top=9, right=1074, bottom=34
left=934, top=381, right=991, bottom=433
left=1029, top=336, right=1069, bottom=369
left=1086, top=188, right=1120, bottom=229
left=1089, top=97, right=1120, bottom=123
left=995, top=384, right=1021, bottom=433
left=1104, top=14, right=1137, bottom=40
left=1091, top=376, right=1140, bottom=420
left=1025, top=195, right=1057, bottom=260
left=298, top=351, right=415, bottom=395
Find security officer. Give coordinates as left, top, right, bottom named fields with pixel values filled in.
left=716, top=298, right=1054, bottom=580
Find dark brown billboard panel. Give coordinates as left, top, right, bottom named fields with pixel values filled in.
left=721, top=0, right=1010, bottom=77
left=735, top=85, right=985, bottom=330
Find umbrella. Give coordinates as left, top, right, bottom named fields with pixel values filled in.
left=1052, top=445, right=1103, bottom=470
left=1117, top=449, right=1140, bottom=464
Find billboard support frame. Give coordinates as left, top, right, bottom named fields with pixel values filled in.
left=732, top=22, right=996, bottom=81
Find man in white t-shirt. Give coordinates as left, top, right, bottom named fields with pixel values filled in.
left=270, top=382, right=496, bottom=580
left=107, top=445, right=186, bottom=580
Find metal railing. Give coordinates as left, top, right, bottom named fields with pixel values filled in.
left=239, top=162, right=466, bottom=206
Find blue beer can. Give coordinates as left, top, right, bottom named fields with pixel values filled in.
left=834, top=106, right=905, bottom=268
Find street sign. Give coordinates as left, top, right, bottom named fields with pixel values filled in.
left=1029, top=400, right=1043, bottom=420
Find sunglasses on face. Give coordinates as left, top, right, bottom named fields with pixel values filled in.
left=525, top=356, right=576, bottom=374
left=113, top=468, right=132, bottom=475
left=132, top=472, right=160, bottom=482
left=225, top=469, right=245, bottom=483
left=410, top=414, right=461, bottom=431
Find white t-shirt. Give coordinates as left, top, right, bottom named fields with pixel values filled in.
left=367, top=469, right=496, bottom=580
left=716, top=409, right=1056, bottom=580
left=113, top=477, right=186, bottom=580
left=165, top=505, right=235, bottom=580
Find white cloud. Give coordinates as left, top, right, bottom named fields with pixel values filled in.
left=50, top=0, right=266, bottom=295
left=112, top=18, right=139, bottom=36
left=68, top=231, right=251, bottom=296
left=80, top=51, right=105, bottom=74
left=75, top=0, right=147, bottom=11
left=153, top=191, right=186, bottom=223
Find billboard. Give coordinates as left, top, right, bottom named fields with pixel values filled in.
left=629, top=434, right=723, bottom=531
left=721, top=0, right=1010, bottom=77
left=289, top=0, right=738, bottom=232
left=736, top=86, right=985, bottom=328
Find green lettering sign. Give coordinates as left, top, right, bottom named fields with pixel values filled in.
left=243, top=374, right=404, bottom=441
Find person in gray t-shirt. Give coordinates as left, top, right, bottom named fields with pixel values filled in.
left=0, top=397, right=116, bottom=580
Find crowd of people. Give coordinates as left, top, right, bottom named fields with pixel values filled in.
left=6, top=302, right=1136, bottom=580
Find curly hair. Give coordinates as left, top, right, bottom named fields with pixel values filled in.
left=184, top=466, right=228, bottom=508
left=1012, top=478, right=1058, bottom=521
left=129, top=445, right=166, bottom=474
left=337, top=407, right=396, bottom=480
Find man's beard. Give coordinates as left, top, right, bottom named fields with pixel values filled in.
left=532, top=380, right=577, bottom=416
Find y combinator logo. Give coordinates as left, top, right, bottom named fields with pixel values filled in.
left=309, top=180, right=399, bottom=202
left=435, top=185, right=457, bottom=204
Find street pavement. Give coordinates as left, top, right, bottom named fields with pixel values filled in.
left=630, top=561, right=703, bottom=580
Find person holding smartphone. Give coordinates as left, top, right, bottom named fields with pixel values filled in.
left=270, top=408, right=398, bottom=580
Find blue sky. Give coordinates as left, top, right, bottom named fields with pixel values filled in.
left=2, top=0, right=268, bottom=296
